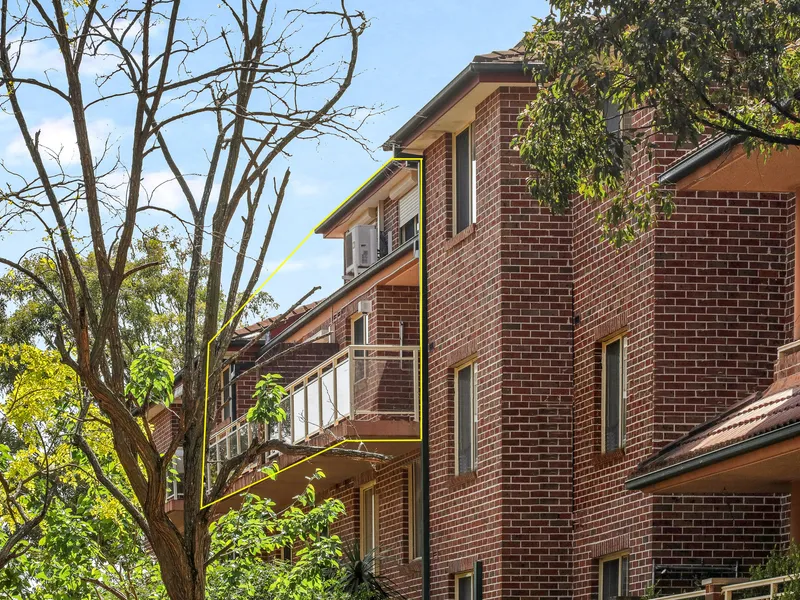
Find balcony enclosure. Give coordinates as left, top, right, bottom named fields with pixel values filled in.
left=205, top=344, right=419, bottom=490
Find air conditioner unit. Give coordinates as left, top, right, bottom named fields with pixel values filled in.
left=343, top=224, right=378, bottom=280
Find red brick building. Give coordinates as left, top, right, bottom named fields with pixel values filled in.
left=153, top=44, right=800, bottom=600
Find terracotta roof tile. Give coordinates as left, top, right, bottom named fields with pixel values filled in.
left=233, top=301, right=321, bottom=338
left=634, top=385, right=800, bottom=475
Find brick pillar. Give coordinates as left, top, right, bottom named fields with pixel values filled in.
left=791, top=481, right=800, bottom=542
left=702, top=578, right=747, bottom=600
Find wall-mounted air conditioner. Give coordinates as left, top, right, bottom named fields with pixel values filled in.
left=344, top=224, right=378, bottom=281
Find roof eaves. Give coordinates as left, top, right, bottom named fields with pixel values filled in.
left=381, top=59, right=534, bottom=153
left=258, top=236, right=418, bottom=355
left=625, top=420, right=800, bottom=491
left=659, top=133, right=745, bottom=185
left=315, top=162, right=409, bottom=236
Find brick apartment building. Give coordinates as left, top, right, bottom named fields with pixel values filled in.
left=152, top=44, right=800, bottom=600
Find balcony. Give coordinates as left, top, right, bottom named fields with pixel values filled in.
left=655, top=574, right=796, bottom=600
left=205, top=344, right=420, bottom=505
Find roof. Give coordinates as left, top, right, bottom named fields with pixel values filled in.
left=627, top=383, right=800, bottom=489
left=258, top=236, right=418, bottom=357
left=658, top=133, right=744, bottom=185
left=382, top=42, right=534, bottom=153
left=233, top=301, right=321, bottom=339
left=315, top=161, right=415, bottom=236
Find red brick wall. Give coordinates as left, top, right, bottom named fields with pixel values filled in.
left=571, top=179, right=794, bottom=595
left=324, top=450, right=423, bottom=599
left=424, top=87, right=574, bottom=600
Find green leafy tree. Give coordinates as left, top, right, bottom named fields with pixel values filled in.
left=516, top=0, right=800, bottom=246
left=0, top=2, right=383, bottom=597
left=750, top=543, right=800, bottom=600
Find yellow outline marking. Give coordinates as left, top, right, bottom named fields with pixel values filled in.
left=200, top=157, right=424, bottom=509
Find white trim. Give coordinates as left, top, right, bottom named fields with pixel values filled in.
left=452, top=123, right=476, bottom=235
left=360, top=481, right=379, bottom=573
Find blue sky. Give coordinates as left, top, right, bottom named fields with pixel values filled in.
left=0, top=1, right=550, bottom=323
left=262, top=0, right=549, bottom=312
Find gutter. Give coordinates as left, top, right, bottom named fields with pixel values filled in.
left=658, top=133, right=744, bottom=185
left=625, top=420, right=800, bottom=491
left=381, top=60, right=533, bottom=152
left=316, top=162, right=407, bottom=236
left=258, top=237, right=418, bottom=355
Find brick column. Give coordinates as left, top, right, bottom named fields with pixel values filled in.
left=702, top=578, right=747, bottom=600
left=792, top=481, right=800, bottom=542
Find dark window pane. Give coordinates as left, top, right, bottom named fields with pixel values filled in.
left=457, top=365, right=473, bottom=473
left=353, top=315, right=367, bottom=380
left=401, top=216, right=418, bottom=243
left=621, top=556, right=629, bottom=596
left=457, top=575, right=473, bottom=600
left=604, top=339, right=622, bottom=451
left=455, top=128, right=471, bottom=233
left=353, top=315, right=366, bottom=345
left=602, top=558, right=620, bottom=600
left=604, top=100, right=622, bottom=135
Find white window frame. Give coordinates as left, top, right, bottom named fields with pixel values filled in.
left=408, top=460, right=423, bottom=561
left=351, top=312, right=369, bottom=382
left=454, top=360, right=478, bottom=475
left=221, top=363, right=235, bottom=422
left=600, top=333, right=627, bottom=453
left=455, top=571, right=474, bottom=600
left=598, top=551, right=629, bottom=600
left=452, top=123, right=477, bottom=235
left=360, top=481, right=379, bottom=573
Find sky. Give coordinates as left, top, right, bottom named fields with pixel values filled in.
left=261, top=0, right=550, bottom=312
left=0, top=0, right=551, bottom=323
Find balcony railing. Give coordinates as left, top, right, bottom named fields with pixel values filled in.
left=655, top=575, right=797, bottom=600
left=205, top=344, right=419, bottom=486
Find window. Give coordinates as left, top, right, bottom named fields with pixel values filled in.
left=453, top=123, right=477, bottom=234
left=408, top=460, right=423, bottom=561
left=455, top=572, right=473, bottom=600
left=281, top=544, right=292, bottom=562
left=601, top=334, right=627, bottom=453
left=352, top=313, right=368, bottom=381
left=360, top=482, right=378, bottom=572
left=221, top=363, right=236, bottom=422
left=400, top=215, right=419, bottom=244
left=455, top=361, right=478, bottom=474
left=166, top=447, right=184, bottom=501
left=599, top=553, right=629, bottom=600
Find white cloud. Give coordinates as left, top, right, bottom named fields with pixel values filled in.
left=7, top=36, right=139, bottom=78
left=266, top=254, right=340, bottom=274
left=3, top=116, right=117, bottom=166
left=290, top=178, right=323, bottom=198
left=138, top=170, right=216, bottom=211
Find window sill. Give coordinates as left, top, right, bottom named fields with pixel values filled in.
left=445, top=222, right=476, bottom=252
left=399, top=558, right=423, bottom=577
left=592, top=447, right=626, bottom=468
left=447, top=469, right=477, bottom=491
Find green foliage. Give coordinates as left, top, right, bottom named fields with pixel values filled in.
left=125, top=346, right=174, bottom=407
left=750, top=543, right=800, bottom=600
left=516, top=0, right=800, bottom=246
left=247, top=373, right=287, bottom=425
left=0, top=227, right=276, bottom=367
left=339, top=542, right=407, bottom=600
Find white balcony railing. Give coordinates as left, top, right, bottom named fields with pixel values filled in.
left=205, top=344, right=419, bottom=486
left=655, top=575, right=797, bottom=600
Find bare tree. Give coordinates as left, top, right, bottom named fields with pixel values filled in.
left=0, top=1, right=383, bottom=597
